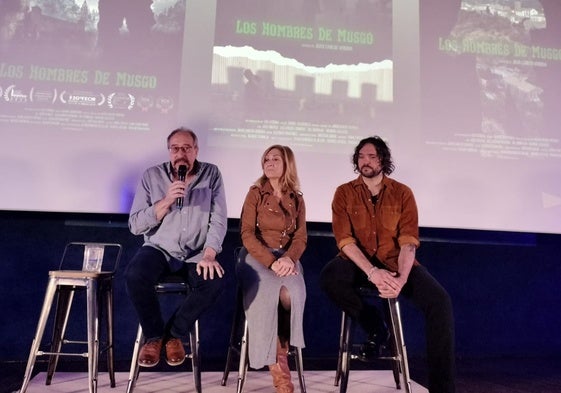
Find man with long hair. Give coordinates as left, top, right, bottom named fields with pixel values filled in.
left=320, top=136, right=456, bottom=393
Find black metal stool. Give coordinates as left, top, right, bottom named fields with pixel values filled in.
left=221, top=247, right=306, bottom=393
left=335, top=288, right=411, bottom=393
left=125, top=277, right=201, bottom=393
left=20, top=242, right=122, bottom=393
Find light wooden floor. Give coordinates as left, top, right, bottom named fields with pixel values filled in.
left=24, top=371, right=427, bottom=393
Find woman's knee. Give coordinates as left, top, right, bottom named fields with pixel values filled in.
left=279, top=286, right=292, bottom=310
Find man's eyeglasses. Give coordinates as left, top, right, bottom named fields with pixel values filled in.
left=169, top=146, right=194, bottom=154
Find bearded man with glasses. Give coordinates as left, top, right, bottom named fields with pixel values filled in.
left=126, top=127, right=227, bottom=368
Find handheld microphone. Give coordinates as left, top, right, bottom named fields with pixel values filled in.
left=176, top=165, right=188, bottom=208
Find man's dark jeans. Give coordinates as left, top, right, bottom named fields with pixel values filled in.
left=125, top=246, right=224, bottom=339
left=320, top=256, right=456, bottom=393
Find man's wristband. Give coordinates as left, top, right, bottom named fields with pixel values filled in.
left=366, top=266, right=377, bottom=281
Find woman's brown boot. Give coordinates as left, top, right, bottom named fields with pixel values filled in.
left=268, top=337, right=294, bottom=393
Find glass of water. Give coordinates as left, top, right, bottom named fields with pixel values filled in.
left=83, top=244, right=105, bottom=272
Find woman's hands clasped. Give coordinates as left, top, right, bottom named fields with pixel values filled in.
left=271, top=256, right=298, bottom=277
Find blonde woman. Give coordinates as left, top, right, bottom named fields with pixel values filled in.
left=238, top=145, right=307, bottom=393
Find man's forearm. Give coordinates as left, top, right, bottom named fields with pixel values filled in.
left=397, top=243, right=416, bottom=282
left=154, top=198, right=173, bottom=221
left=341, top=243, right=375, bottom=276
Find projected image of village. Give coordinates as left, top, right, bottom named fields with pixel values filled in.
left=208, top=0, right=393, bottom=152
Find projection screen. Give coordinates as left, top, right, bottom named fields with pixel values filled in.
left=0, top=0, right=560, bottom=234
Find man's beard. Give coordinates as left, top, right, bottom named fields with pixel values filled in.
left=360, top=165, right=382, bottom=178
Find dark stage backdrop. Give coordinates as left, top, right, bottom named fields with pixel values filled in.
left=1, top=212, right=560, bottom=363
left=1, top=0, right=560, bottom=234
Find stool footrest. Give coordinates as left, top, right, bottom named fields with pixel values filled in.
left=62, top=339, right=88, bottom=345
left=37, top=351, right=88, bottom=358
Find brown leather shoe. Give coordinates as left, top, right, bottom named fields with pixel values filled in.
left=138, top=338, right=162, bottom=367
left=165, top=337, right=186, bottom=366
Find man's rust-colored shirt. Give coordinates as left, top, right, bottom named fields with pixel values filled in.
left=331, top=175, right=420, bottom=272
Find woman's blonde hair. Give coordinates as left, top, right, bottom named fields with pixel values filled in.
left=255, top=145, right=300, bottom=193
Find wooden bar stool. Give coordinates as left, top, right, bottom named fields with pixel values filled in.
left=334, top=288, right=411, bottom=393
left=125, top=277, right=201, bottom=393
left=20, top=242, right=122, bottom=393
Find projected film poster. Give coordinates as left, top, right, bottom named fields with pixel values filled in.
left=0, top=0, right=185, bottom=133
left=209, top=0, right=393, bottom=152
left=420, top=0, right=561, bottom=160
